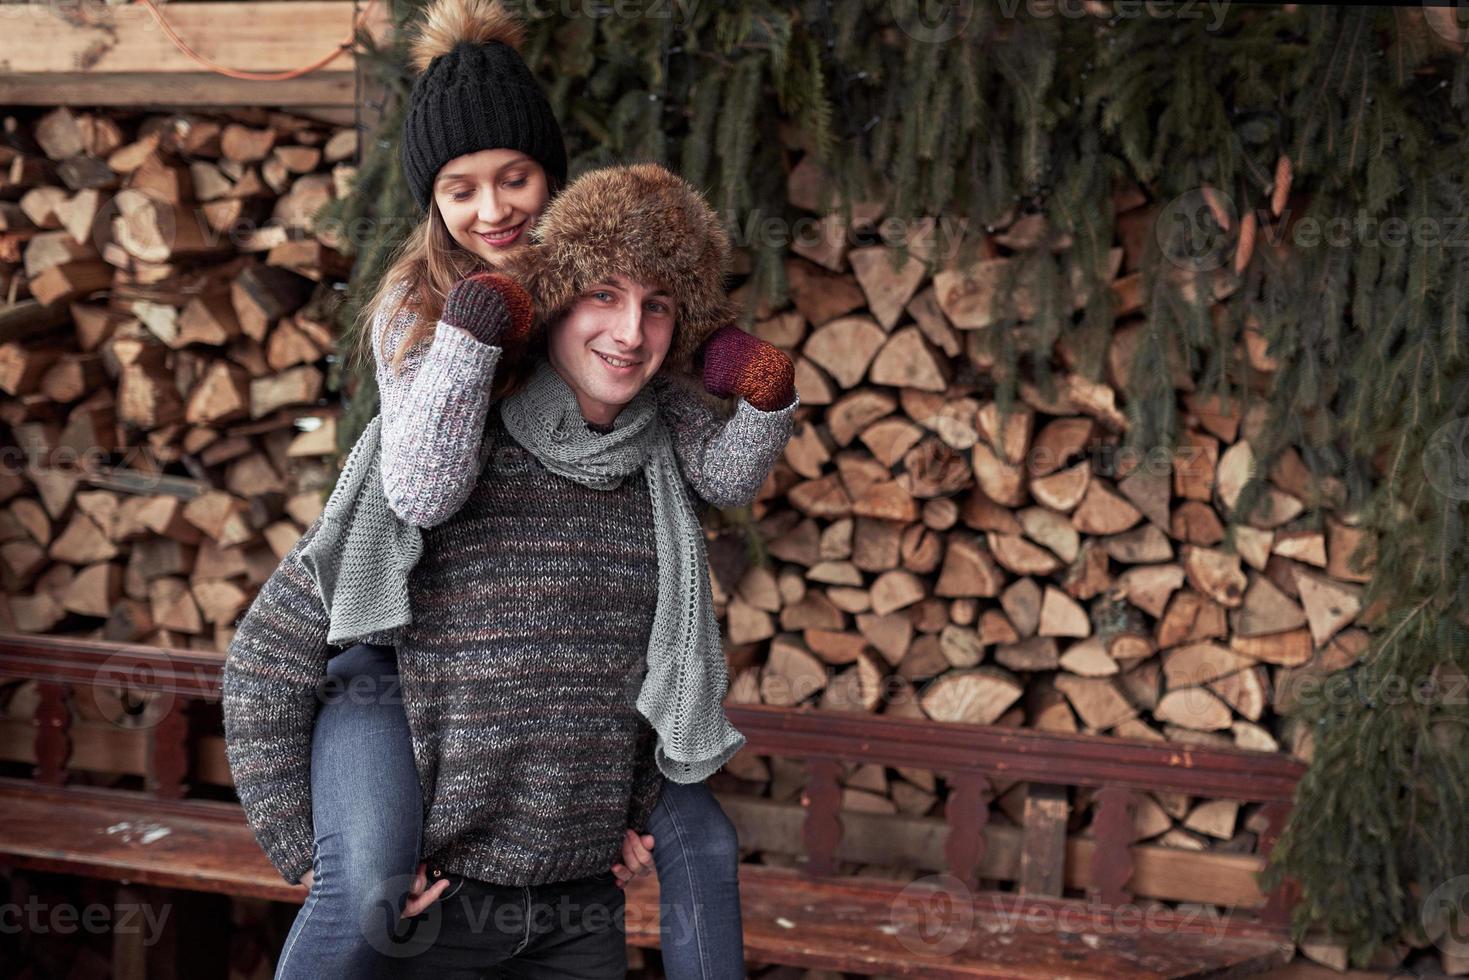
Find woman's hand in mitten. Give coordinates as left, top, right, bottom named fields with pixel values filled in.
left=442, top=271, right=535, bottom=351
left=699, top=324, right=796, bottom=412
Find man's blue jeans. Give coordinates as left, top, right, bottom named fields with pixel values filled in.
left=274, top=642, right=746, bottom=979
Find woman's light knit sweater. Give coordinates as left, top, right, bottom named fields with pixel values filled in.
left=222, top=284, right=797, bottom=887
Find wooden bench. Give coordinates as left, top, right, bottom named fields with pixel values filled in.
left=0, top=631, right=1305, bottom=978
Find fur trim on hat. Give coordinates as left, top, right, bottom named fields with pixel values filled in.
left=409, top=0, right=526, bottom=74
left=509, top=162, right=738, bottom=373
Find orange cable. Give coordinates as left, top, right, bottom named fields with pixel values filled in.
left=129, top=0, right=380, bottom=82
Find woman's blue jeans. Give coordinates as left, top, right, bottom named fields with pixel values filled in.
left=274, top=641, right=746, bottom=980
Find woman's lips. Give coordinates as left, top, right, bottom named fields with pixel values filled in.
left=477, top=221, right=525, bottom=248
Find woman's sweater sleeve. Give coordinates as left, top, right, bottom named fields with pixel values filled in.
left=222, top=514, right=333, bottom=885
left=650, top=373, right=799, bottom=509
left=374, top=282, right=504, bottom=528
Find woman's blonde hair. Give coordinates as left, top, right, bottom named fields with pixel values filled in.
left=346, top=173, right=561, bottom=404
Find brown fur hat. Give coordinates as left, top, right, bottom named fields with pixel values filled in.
left=508, top=162, right=737, bottom=374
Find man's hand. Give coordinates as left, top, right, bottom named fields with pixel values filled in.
left=401, top=860, right=451, bottom=918
left=609, top=829, right=655, bottom=889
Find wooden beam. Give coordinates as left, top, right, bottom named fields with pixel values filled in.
left=0, top=2, right=393, bottom=108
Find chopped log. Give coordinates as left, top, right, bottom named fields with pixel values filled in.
left=1173, top=431, right=1218, bottom=502
left=1071, top=479, right=1142, bottom=535
left=819, top=648, right=885, bottom=712
left=920, top=667, right=1023, bottom=725
left=1057, top=636, right=1118, bottom=677
left=1182, top=546, right=1247, bottom=608
left=249, top=364, right=322, bottom=418
left=868, top=327, right=948, bottom=391
left=30, top=259, right=112, bottom=305
left=785, top=257, right=866, bottom=325
left=0, top=343, right=64, bottom=397
left=849, top=247, right=926, bottom=330
left=1229, top=573, right=1306, bottom=637
left=977, top=402, right=1033, bottom=466
left=49, top=513, right=119, bottom=564
left=221, top=125, right=277, bottom=164
left=1156, top=590, right=1228, bottom=649
left=869, top=569, right=925, bottom=616
left=1014, top=507, right=1077, bottom=563
left=36, top=108, right=86, bottom=160
left=937, top=624, right=984, bottom=669
left=231, top=264, right=314, bottom=342
left=1231, top=627, right=1313, bottom=667
left=1293, top=567, right=1362, bottom=646
left=968, top=439, right=1024, bottom=506
left=1000, top=578, right=1042, bottom=637
left=827, top=390, right=895, bottom=447
left=183, top=491, right=254, bottom=548
left=1038, top=586, right=1089, bottom=638
left=1031, top=417, right=1093, bottom=476
left=1154, top=688, right=1233, bottom=731
left=996, top=636, right=1060, bottom=672
left=986, top=532, right=1062, bottom=576
left=1208, top=665, right=1268, bottom=721
left=61, top=562, right=122, bottom=617
left=802, top=315, right=885, bottom=388
left=1161, top=642, right=1255, bottom=688
left=1030, top=460, right=1090, bottom=512
left=149, top=576, right=204, bottom=634
left=1272, top=530, right=1326, bottom=567
left=112, top=190, right=230, bottom=262
left=1325, top=517, right=1375, bottom=583
left=1054, top=675, right=1137, bottom=731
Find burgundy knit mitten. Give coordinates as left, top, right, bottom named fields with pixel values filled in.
left=442, top=272, right=535, bottom=350
left=700, top=324, right=795, bottom=411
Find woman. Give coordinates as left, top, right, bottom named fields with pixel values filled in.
left=223, top=3, right=798, bottom=977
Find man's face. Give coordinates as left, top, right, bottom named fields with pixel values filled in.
left=546, top=274, right=677, bottom=427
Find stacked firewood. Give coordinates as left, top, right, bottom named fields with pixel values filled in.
left=0, top=106, right=356, bottom=648
left=701, top=154, right=1384, bottom=866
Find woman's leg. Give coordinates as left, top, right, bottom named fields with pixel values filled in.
left=644, top=780, right=745, bottom=980
left=275, top=642, right=424, bottom=980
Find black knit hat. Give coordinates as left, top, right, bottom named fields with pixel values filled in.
left=400, top=0, right=567, bottom=212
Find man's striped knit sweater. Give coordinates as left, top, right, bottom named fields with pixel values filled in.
left=222, top=286, right=798, bottom=887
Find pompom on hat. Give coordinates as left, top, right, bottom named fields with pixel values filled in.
left=504, top=162, right=740, bottom=375
left=399, top=0, right=567, bottom=212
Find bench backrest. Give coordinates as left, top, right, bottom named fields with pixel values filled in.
left=0, top=631, right=1304, bottom=932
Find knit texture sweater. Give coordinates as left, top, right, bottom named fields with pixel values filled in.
left=223, top=283, right=797, bottom=887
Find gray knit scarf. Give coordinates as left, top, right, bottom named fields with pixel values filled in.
left=300, top=358, right=745, bottom=784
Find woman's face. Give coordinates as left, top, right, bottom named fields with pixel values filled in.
left=432, top=148, right=549, bottom=267
left=547, top=275, right=677, bottom=427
